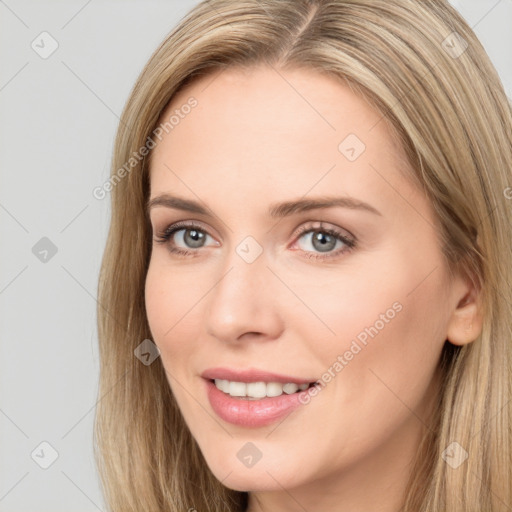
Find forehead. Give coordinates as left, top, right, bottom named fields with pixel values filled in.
left=148, top=65, right=411, bottom=209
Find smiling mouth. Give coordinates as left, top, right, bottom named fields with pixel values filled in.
left=210, top=378, right=318, bottom=400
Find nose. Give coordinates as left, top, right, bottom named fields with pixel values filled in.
left=204, top=245, right=284, bottom=345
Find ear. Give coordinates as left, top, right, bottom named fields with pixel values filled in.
left=446, top=275, right=483, bottom=346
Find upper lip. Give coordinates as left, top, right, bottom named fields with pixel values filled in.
left=201, top=367, right=317, bottom=384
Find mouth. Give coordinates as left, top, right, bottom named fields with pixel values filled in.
left=203, top=377, right=321, bottom=428
left=209, top=378, right=318, bottom=400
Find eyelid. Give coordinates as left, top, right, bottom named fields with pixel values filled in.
left=154, top=219, right=354, bottom=240
left=153, top=218, right=233, bottom=245
left=291, top=221, right=355, bottom=243
left=155, top=219, right=219, bottom=241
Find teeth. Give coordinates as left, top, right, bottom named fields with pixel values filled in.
left=247, top=382, right=267, bottom=398
left=266, top=382, right=283, bottom=397
left=282, top=383, right=299, bottom=394
left=214, top=379, right=311, bottom=399
left=229, top=381, right=246, bottom=396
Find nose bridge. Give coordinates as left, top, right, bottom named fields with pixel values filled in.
left=205, top=235, right=283, bottom=342
left=211, top=237, right=268, bottom=314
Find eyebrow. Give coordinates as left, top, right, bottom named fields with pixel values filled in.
left=147, top=193, right=382, bottom=218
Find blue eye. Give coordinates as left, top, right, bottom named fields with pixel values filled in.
left=154, top=221, right=216, bottom=257
left=293, top=224, right=356, bottom=260
left=154, top=221, right=356, bottom=261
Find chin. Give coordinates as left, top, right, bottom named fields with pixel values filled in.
left=204, top=454, right=305, bottom=493
left=218, top=473, right=285, bottom=493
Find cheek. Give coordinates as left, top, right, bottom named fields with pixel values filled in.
left=144, top=261, right=202, bottom=357
left=305, top=265, right=449, bottom=423
left=144, top=263, right=208, bottom=417
left=290, top=250, right=449, bottom=390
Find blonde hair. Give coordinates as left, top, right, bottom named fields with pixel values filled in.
left=94, top=1, right=512, bottom=510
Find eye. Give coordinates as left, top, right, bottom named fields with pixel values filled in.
left=154, top=220, right=356, bottom=261
left=291, top=222, right=356, bottom=260
left=154, top=221, right=218, bottom=257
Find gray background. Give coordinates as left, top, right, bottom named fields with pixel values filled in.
left=0, top=1, right=510, bottom=510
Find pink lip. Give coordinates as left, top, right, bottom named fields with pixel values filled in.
left=201, top=367, right=318, bottom=428
left=204, top=379, right=311, bottom=427
left=201, top=367, right=316, bottom=384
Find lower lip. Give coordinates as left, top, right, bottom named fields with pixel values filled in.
left=204, top=379, right=310, bottom=427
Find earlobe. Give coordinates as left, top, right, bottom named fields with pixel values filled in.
left=446, top=289, right=483, bottom=346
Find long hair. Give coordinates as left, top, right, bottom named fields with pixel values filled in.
left=94, top=1, right=512, bottom=510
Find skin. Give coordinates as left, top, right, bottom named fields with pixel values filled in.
left=144, top=65, right=482, bottom=512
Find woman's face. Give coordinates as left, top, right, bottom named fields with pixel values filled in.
left=145, top=65, right=465, bottom=503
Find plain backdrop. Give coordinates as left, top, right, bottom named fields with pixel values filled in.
left=0, top=1, right=510, bottom=510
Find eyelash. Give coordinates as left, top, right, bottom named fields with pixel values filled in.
left=153, top=220, right=356, bottom=261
